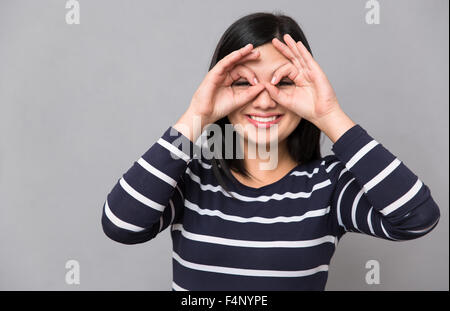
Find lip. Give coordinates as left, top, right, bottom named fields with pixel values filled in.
left=245, top=114, right=284, bottom=128
left=246, top=113, right=282, bottom=117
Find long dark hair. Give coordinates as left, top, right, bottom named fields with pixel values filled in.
left=205, top=12, right=322, bottom=198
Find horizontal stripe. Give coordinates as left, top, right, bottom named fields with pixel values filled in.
left=289, top=167, right=320, bottom=178
left=185, top=199, right=330, bottom=224
left=172, top=224, right=336, bottom=248
left=137, top=157, right=177, bottom=187
left=325, top=161, right=340, bottom=174
left=157, top=137, right=191, bottom=162
left=380, top=178, right=423, bottom=216
left=119, top=177, right=165, bottom=212
left=406, top=217, right=440, bottom=234
left=173, top=251, right=329, bottom=277
left=346, top=140, right=379, bottom=169
left=186, top=167, right=332, bottom=202
left=104, top=200, right=146, bottom=232
left=364, top=158, right=402, bottom=192
left=172, top=281, right=188, bottom=291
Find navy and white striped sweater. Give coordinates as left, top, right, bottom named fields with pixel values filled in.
left=101, top=123, right=441, bottom=291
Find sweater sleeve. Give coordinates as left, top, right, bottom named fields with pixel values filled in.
left=101, top=126, right=196, bottom=245
left=326, top=124, right=441, bottom=241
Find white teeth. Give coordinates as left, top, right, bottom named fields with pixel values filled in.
left=249, top=115, right=278, bottom=122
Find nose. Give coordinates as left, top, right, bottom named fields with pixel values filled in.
left=251, top=87, right=277, bottom=110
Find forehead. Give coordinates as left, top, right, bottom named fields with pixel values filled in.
left=241, top=43, right=290, bottom=74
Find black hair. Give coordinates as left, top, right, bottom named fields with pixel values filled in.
left=205, top=11, right=322, bottom=199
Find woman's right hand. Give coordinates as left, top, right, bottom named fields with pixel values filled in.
left=188, top=43, right=266, bottom=126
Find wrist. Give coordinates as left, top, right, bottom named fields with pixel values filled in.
left=173, top=109, right=210, bottom=143
left=311, top=108, right=356, bottom=144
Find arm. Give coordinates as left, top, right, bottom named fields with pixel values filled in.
left=323, top=121, right=441, bottom=241
left=101, top=125, right=196, bottom=245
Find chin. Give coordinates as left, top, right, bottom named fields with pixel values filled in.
left=235, top=120, right=285, bottom=147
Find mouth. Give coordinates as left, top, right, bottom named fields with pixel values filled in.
left=245, top=114, right=284, bottom=128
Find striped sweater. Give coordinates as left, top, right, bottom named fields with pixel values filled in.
left=101, top=123, right=441, bottom=291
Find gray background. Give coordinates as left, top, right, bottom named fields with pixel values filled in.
left=0, top=0, right=448, bottom=290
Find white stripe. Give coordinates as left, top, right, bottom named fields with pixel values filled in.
left=195, top=157, right=213, bottom=169
left=169, top=199, right=175, bottom=224
left=380, top=220, right=390, bottom=238
left=379, top=178, right=423, bottom=216
left=172, top=281, right=188, bottom=291
left=185, top=199, right=330, bottom=224
left=406, top=217, right=440, bottom=234
left=186, top=167, right=332, bottom=202
left=380, top=220, right=397, bottom=240
left=137, top=157, right=177, bottom=187
left=338, top=168, right=348, bottom=180
left=157, top=137, right=191, bottom=162
left=364, top=158, right=402, bottom=192
left=173, top=251, right=329, bottom=278
left=325, top=161, right=340, bottom=174
left=346, top=140, right=379, bottom=169
left=367, top=207, right=375, bottom=235
left=351, top=189, right=364, bottom=232
left=172, top=224, right=336, bottom=248
left=289, top=167, right=320, bottom=178
left=119, top=177, right=165, bottom=212
left=336, top=177, right=355, bottom=231
left=104, top=200, right=146, bottom=232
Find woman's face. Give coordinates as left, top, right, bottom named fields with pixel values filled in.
left=227, top=42, right=302, bottom=147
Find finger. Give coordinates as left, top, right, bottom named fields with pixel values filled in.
left=229, top=64, right=259, bottom=86
left=234, top=49, right=260, bottom=66
left=295, top=40, right=317, bottom=71
left=270, top=62, right=299, bottom=85
left=283, top=34, right=302, bottom=62
left=234, top=83, right=266, bottom=107
left=272, top=37, right=302, bottom=68
left=263, top=82, right=291, bottom=107
left=214, top=43, right=254, bottom=75
left=283, top=34, right=309, bottom=71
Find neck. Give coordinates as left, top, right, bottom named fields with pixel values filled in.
left=240, top=138, right=297, bottom=181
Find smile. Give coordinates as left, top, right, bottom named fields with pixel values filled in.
left=245, top=114, right=284, bottom=128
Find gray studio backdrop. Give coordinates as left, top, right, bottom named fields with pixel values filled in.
left=0, top=0, right=448, bottom=290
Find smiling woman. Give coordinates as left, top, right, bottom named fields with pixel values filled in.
left=206, top=14, right=322, bottom=184
left=101, top=12, right=441, bottom=291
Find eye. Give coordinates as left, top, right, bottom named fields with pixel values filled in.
left=231, top=80, right=250, bottom=87
left=277, top=79, right=294, bottom=87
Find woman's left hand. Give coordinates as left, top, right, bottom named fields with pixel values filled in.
left=264, top=34, right=341, bottom=124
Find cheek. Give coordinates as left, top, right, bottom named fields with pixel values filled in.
left=226, top=111, right=239, bottom=125
left=279, top=114, right=301, bottom=138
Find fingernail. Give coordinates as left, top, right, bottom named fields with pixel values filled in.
left=271, top=76, right=277, bottom=84
left=254, top=77, right=259, bottom=84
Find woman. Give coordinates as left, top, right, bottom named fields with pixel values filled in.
left=101, top=12, right=441, bottom=291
